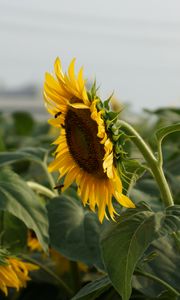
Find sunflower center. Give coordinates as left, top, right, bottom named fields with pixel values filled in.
left=65, top=108, right=106, bottom=178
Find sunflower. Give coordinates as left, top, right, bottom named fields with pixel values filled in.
left=0, top=256, right=38, bottom=296
left=27, top=230, right=43, bottom=252
left=44, top=58, right=135, bottom=222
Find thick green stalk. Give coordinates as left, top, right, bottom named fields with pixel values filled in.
left=27, top=181, right=56, bottom=199
left=70, top=261, right=81, bottom=292
left=118, top=120, right=174, bottom=207
left=150, top=164, right=174, bottom=207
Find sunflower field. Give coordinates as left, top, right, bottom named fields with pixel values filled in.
left=0, top=60, right=180, bottom=300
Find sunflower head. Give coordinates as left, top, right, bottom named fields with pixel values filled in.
left=0, top=248, right=38, bottom=296
left=44, top=58, right=135, bottom=222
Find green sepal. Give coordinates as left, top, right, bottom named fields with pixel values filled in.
left=87, top=80, right=100, bottom=101
left=103, top=91, right=114, bottom=110
left=0, top=248, right=10, bottom=266
left=105, top=112, right=121, bottom=129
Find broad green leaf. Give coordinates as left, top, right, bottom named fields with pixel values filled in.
left=0, top=212, right=27, bottom=252
left=155, top=123, right=180, bottom=143
left=72, top=276, right=111, bottom=300
left=133, top=235, right=180, bottom=298
left=0, top=133, right=5, bottom=152
left=12, top=111, right=35, bottom=136
left=159, top=205, right=180, bottom=236
left=47, top=195, right=105, bottom=269
left=101, top=205, right=180, bottom=300
left=157, top=291, right=179, bottom=300
left=145, top=108, right=180, bottom=115
left=0, top=147, right=47, bottom=167
left=100, top=207, right=162, bottom=300
left=0, top=168, right=49, bottom=252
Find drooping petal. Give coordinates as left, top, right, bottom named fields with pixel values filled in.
left=0, top=258, right=38, bottom=296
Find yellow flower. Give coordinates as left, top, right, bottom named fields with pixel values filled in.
left=27, top=230, right=43, bottom=252
left=44, top=58, right=135, bottom=222
left=0, top=257, right=38, bottom=296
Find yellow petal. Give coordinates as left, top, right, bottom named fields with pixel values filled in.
left=68, top=58, right=76, bottom=83
left=62, top=167, right=78, bottom=190
left=54, top=57, right=65, bottom=83
left=68, top=102, right=89, bottom=109
left=77, top=67, right=85, bottom=91
left=0, top=281, right=8, bottom=296
left=81, top=176, right=90, bottom=206
left=115, top=193, right=135, bottom=208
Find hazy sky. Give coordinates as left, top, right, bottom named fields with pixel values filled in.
left=0, top=0, right=180, bottom=110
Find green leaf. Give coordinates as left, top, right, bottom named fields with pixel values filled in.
left=155, top=123, right=180, bottom=143
left=157, top=291, right=178, bottom=300
left=0, top=168, right=49, bottom=252
left=12, top=112, right=35, bottom=136
left=0, top=212, right=27, bottom=252
left=101, top=204, right=180, bottom=300
left=0, top=133, right=6, bottom=152
left=133, top=235, right=180, bottom=298
left=72, top=276, right=111, bottom=300
left=101, top=207, right=162, bottom=300
left=47, top=195, right=105, bottom=269
left=159, top=205, right=180, bottom=236
left=0, top=147, right=47, bottom=167
left=145, top=108, right=180, bottom=123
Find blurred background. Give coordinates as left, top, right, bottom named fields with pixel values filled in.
left=0, top=0, right=180, bottom=118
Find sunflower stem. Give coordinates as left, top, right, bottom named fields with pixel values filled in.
left=70, top=261, right=81, bottom=292
left=118, top=120, right=174, bottom=207
left=27, top=181, right=56, bottom=199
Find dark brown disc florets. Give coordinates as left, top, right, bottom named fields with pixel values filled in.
left=65, top=108, right=106, bottom=179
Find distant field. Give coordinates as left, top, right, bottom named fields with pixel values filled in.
left=0, top=96, right=47, bottom=120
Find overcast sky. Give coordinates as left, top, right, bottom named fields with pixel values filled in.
left=0, top=0, right=180, bottom=110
